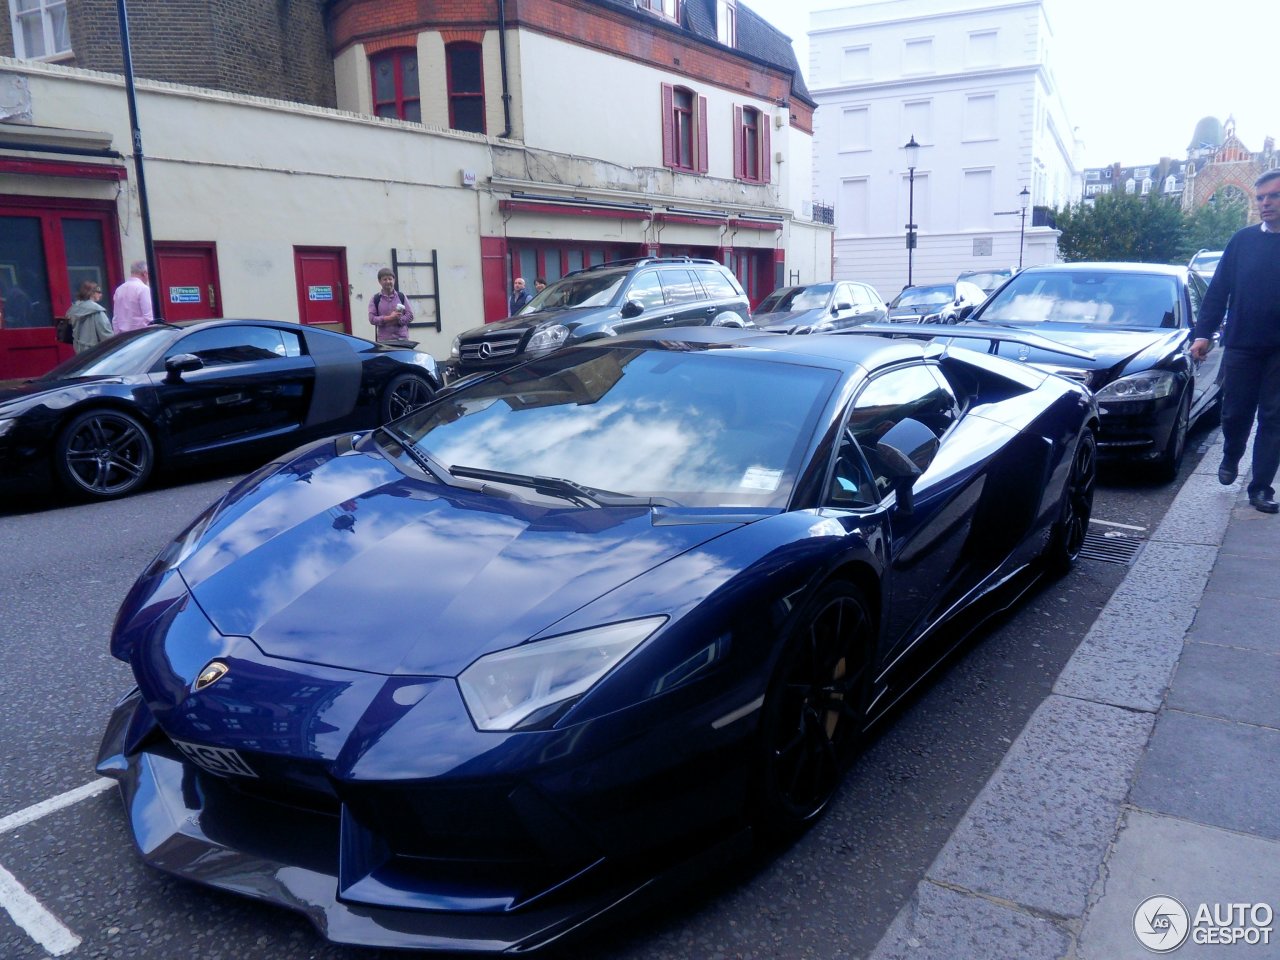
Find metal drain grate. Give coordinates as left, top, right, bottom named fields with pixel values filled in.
left=1078, top=531, right=1145, bottom=565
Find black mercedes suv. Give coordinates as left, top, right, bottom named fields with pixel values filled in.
left=450, top=258, right=752, bottom=376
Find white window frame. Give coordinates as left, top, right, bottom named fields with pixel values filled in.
left=9, top=0, right=71, bottom=60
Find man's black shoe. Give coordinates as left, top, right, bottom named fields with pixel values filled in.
left=1218, top=462, right=1238, bottom=485
left=1248, top=494, right=1279, bottom=514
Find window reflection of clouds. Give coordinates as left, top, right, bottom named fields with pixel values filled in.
left=431, top=399, right=744, bottom=495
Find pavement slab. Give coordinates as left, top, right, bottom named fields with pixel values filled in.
left=1078, top=809, right=1280, bottom=960
left=1131, top=709, right=1280, bottom=842
left=1167, top=641, right=1280, bottom=729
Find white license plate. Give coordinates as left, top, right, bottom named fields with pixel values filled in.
left=172, top=739, right=258, bottom=778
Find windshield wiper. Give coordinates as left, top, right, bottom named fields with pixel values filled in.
left=449, top=465, right=673, bottom=508
left=375, top=425, right=454, bottom=485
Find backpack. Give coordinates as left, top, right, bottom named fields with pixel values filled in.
left=55, top=316, right=74, bottom=344
left=372, top=291, right=406, bottom=312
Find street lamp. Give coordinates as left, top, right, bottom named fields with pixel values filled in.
left=1017, top=185, right=1030, bottom=270
left=997, top=186, right=1033, bottom=271
left=903, top=135, right=920, bottom=287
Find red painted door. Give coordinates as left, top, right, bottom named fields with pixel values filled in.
left=155, top=243, right=222, bottom=322
left=294, top=247, right=350, bottom=333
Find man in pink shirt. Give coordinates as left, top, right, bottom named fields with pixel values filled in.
left=112, top=260, right=154, bottom=333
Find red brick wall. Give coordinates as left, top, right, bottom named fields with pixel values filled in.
left=328, top=0, right=811, bottom=130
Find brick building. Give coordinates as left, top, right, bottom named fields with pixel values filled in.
left=1, top=0, right=335, bottom=106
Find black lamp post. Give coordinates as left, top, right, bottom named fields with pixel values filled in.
left=903, top=135, right=919, bottom=287
left=1017, top=185, right=1030, bottom=270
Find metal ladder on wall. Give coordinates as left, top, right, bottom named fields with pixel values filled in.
left=391, top=248, right=442, bottom=332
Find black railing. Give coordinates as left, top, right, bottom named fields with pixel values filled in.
left=812, top=202, right=835, bottom=225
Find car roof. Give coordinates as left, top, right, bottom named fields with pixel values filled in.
left=1016, top=262, right=1187, bottom=277
left=608, top=324, right=931, bottom=370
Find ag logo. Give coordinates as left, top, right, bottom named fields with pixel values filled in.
left=1134, top=896, right=1190, bottom=952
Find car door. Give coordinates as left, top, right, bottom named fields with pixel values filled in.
left=1185, top=271, right=1224, bottom=419
left=846, top=282, right=888, bottom=327
left=835, top=362, right=982, bottom=660
left=156, top=325, right=316, bottom=456
left=659, top=268, right=721, bottom=327
left=613, top=270, right=669, bottom=336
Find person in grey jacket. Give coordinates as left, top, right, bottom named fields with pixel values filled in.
left=67, top=280, right=113, bottom=353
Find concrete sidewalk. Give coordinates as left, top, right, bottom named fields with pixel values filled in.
left=868, top=435, right=1280, bottom=959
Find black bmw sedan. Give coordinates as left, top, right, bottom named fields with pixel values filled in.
left=959, top=263, right=1223, bottom=478
left=0, top=319, right=440, bottom=501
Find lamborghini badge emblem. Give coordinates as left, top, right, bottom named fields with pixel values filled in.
left=195, top=661, right=229, bottom=691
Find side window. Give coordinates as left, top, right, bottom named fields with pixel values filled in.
left=847, top=365, right=958, bottom=496
left=167, top=327, right=296, bottom=367
left=659, top=269, right=701, bottom=305
left=624, top=272, right=665, bottom=309
left=1187, top=273, right=1206, bottom=328
left=695, top=267, right=742, bottom=300
left=826, top=429, right=879, bottom=508
left=836, top=283, right=856, bottom=308
left=862, top=284, right=886, bottom=309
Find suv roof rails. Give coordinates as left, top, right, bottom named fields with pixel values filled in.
left=577, top=256, right=720, bottom=273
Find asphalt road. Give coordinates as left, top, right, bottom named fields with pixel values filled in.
left=0, top=426, right=1217, bottom=960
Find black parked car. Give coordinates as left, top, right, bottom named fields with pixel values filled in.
left=959, top=263, right=1223, bottom=478
left=0, top=319, right=441, bottom=500
left=887, top=281, right=987, bottom=323
left=755, top=280, right=887, bottom=334
left=450, top=258, right=751, bottom=376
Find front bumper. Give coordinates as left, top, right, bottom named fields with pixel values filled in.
left=96, top=688, right=750, bottom=953
left=1095, top=397, right=1180, bottom=462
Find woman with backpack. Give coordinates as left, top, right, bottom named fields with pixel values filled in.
left=368, top=267, right=414, bottom=343
left=66, top=280, right=113, bottom=353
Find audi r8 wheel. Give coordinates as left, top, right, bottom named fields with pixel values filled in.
left=757, top=581, right=874, bottom=834
left=381, top=373, right=435, bottom=422
left=1043, top=428, right=1096, bottom=575
left=54, top=408, right=155, bottom=500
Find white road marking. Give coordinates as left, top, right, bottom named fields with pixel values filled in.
left=1089, top=518, right=1147, bottom=532
left=0, top=778, right=115, bottom=956
left=0, top=779, right=114, bottom=837
left=0, top=863, right=81, bottom=956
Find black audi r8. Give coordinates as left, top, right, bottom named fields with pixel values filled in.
left=0, top=319, right=440, bottom=501
left=98, top=325, right=1098, bottom=953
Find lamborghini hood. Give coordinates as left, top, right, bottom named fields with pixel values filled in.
left=177, top=444, right=748, bottom=677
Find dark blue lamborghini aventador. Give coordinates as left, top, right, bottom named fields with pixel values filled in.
left=97, top=326, right=1098, bottom=952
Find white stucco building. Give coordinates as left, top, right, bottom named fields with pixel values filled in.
left=808, top=0, right=1081, bottom=298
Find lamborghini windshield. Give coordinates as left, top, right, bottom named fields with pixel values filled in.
left=396, top=344, right=838, bottom=508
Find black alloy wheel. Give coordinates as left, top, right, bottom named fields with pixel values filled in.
left=55, top=408, right=155, bottom=500
left=758, top=582, right=875, bottom=833
left=382, top=373, right=435, bottom=422
left=1043, top=428, right=1097, bottom=575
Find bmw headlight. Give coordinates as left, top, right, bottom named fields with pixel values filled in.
left=458, top=617, right=666, bottom=731
left=1095, top=370, right=1177, bottom=403
left=526, top=323, right=570, bottom=353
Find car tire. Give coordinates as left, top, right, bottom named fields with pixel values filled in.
left=755, top=581, right=874, bottom=836
left=1153, top=389, right=1191, bottom=482
left=54, top=408, right=155, bottom=500
left=1042, top=428, right=1096, bottom=575
left=380, top=373, right=435, bottom=422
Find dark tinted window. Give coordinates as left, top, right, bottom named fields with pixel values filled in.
left=167, top=326, right=301, bottom=367
left=695, top=267, right=742, bottom=300
left=848, top=364, right=957, bottom=497
left=659, top=269, right=702, bottom=305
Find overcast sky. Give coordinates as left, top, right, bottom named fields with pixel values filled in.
left=743, top=0, right=1273, bottom=168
